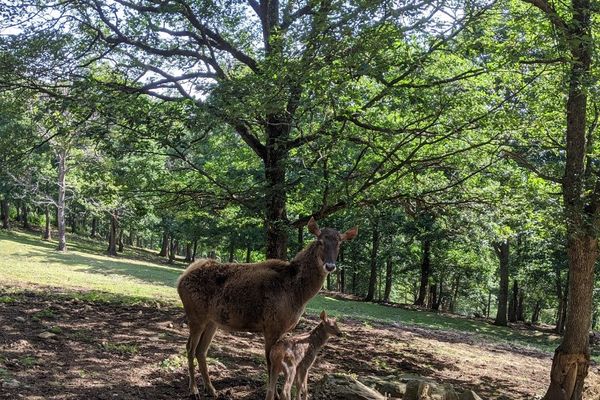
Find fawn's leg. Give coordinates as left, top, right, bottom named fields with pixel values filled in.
left=282, top=364, right=295, bottom=400
left=265, top=355, right=281, bottom=400
left=186, top=323, right=205, bottom=400
left=195, top=322, right=218, bottom=397
left=301, top=374, right=308, bottom=400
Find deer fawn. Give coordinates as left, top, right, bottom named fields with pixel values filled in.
left=266, top=310, right=343, bottom=400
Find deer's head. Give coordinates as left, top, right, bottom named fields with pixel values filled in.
left=320, top=310, right=343, bottom=337
left=307, top=217, right=357, bottom=274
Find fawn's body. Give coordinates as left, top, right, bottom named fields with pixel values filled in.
left=266, top=311, right=343, bottom=400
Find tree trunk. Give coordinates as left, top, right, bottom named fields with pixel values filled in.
left=117, top=229, right=124, bottom=252
left=264, top=126, right=289, bottom=260
left=494, top=239, right=510, bottom=326
left=70, top=214, right=77, bottom=234
left=228, top=239, right=235, bottom=262
left=532, top=301, right=542, bottom=325
left=159, top=231, right=169, bottom=257
left=43, top=205, right=51, bottom=240
left=450, top=275, right=461, bottom=314
left=542, top=0, right=595, bottom=393
left=509, top=280, right=518, bottom=323
left=107, top=213, right=117, bottom=256
left=0, top=199, right=8, bottom=229
left=91, top=217, right=97, bottom=237
left=56, top=149, right=67, bottom=252
left=414, top=238, right=431, bottom=306
left=339, top=247, right=345, bottom=293
left=22, top=203, right=29, bottom=229
left=245, top=243, right=251, bottom=263
left=365, top=225, right=380, bottom=302
left=517, top=286, right=525, bottom=322
left=185, top=242, right=192, bottom=263
left=297, top=226, right=304, bottom=252
left=192, top=239, right=198, bottom=261
left=487, top=291, right=492, bottom=318
left=326, top=273, right=332, bottom=291
left=168, top=237, right=175, bottom=263
left=383, top=255, right=393, bottom=302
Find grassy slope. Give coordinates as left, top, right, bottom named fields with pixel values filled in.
left=0, top=229, right=581, bottom=359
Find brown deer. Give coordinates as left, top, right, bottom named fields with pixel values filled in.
left=266, top=310, right=343, bottom=400
left=177, top=217, right=357, bottom=399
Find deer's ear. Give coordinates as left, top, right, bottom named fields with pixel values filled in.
left=307, top=217, right=321, bottom=237
left=320, top=310, right=327, bottom=321
left=341, top=227, right=358, bottom=241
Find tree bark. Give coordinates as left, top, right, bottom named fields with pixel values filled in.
left=264, top=143, right=288, bottom=260
left=339, top=247, right=345, bottom=293
left=56, top=149, right=67, bottom=252
left=168, top=236, right=175, bottom=263
left=90, top=217, right=97, bottom=237
left=107, top=213, right=117, bottom=256
left=228, top=239, right=235, bottom=262
left=159, top=231, right=169, bottom=257
left=43, top=205, right=51, bottom=240
left=22, top=203, right=29, bottom=229
left=192, top=239, right=198, bottom=261
left=245, top=243, right=251, bottom=263
left=365, top=225, right=380, bottom=302
left=414, top=238, right=431, bottom=306
left=539, top=0, right=596, bottom=394
left=383, top=255, right=393, bottom=302
left=450, top=274, right=461, bottom=314
left=185, top=241, right=192, bottom=263
left=494, top=239, right=510, bottom=326
left=509, top=279, right=518, bottom=323
left=117, top=229, right=124, bottom=252
left=0, top=199, right=8, bottom=229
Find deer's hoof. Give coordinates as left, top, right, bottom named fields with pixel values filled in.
left=188, top=394, right=201, bottom=400
left=205, top=387, right=217, bottom=397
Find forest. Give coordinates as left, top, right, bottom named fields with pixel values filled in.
left=0, top=0, right=599, bottom=399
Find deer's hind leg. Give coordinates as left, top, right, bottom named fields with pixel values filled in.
left=195, top=322, right=218, bottom=397
left=186, top=323, right=205, bottom=400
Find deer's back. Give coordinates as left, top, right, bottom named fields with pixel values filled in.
left=178, top=258, right=302, bottom=332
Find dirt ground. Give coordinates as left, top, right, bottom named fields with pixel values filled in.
left=1, top=287, right=598, bottom=400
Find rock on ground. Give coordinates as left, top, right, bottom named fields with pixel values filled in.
left=313, top=373, right=386, bottom=400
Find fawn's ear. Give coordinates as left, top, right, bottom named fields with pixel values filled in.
left=308, top=217, right=321, bottom=237
left=341, top=227, right=358, bottom=241
left=320, top=310, right=327, bottom=321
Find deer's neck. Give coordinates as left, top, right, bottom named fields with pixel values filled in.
left=290, top=241, right=326, bottom=305
left=307, top=323, right=330, bottom=351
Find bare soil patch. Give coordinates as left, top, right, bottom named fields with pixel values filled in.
left=1, top=287, right=598, bottom=399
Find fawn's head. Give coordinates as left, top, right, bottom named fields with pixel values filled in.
left=307, top=217, right=357, bottom=273
left=319, top=310, right=343, bottom=337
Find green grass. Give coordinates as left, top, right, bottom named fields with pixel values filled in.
left=1, top=228, right=591, bottom=360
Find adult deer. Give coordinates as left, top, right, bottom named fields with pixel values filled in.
left=177, top=217, right=357, bottom=399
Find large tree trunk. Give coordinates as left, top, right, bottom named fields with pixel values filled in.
left=168, top=237, right=176, bottom=263
left=264, top=132, right=289, bottom=260
left=159, top=231, right=169, bottom=257
left=56, top=149, right=67, bottom=252
left=365, top=225, right=380, bottom=302
left=414, top=238, right=431, bottom=306
left=0, top=199, right=8, bottom=229
left=43, top=205, right=51, bottom=240
left=383, top=255, right=393, bottom=302
left=494, top=239, right=510, bottom=326
left=544, top=236, right=597, bottom=399
left=107, top=213, right=117, bottom=256
left=542, top=0, right=596, bottom=395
